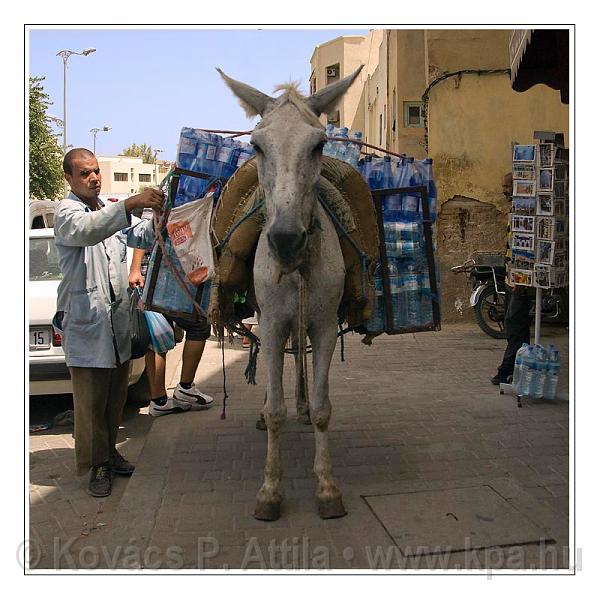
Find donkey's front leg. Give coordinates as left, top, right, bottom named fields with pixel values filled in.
left=254, top=318, right=288, bottom=521
left=310, top=321, right=347, bottom=519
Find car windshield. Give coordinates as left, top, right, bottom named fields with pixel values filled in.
left=29, top=237, right=63, bottom=281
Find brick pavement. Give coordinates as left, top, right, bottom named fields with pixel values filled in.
left=28, top=324, right=570, bottom=570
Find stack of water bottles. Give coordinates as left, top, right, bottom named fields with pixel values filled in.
left=175, top=127, right=255, bottom=206
left=340, top=143, right=439, bottom=333
left=513, top=343, right=561, bottom=400
left=323, top=124, right=363, bottom=169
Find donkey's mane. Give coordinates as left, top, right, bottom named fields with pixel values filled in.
left=267, top=82, right=322, bottom=127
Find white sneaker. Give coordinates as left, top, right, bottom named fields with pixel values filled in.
left=148, top=397, right=192, bottom=417
left=173, top=383, right=214, bottom=410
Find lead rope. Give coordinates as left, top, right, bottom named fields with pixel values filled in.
left=296, top=274, right=309, bottom=409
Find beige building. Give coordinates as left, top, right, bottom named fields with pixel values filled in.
left=310, top=29, right=569, bottom=321
left=96, top=155, right=173, bottom=195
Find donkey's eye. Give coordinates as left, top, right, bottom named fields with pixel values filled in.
left=313, top=141, right=325, bottom=155
left=251, top=142, right=263, bottom=154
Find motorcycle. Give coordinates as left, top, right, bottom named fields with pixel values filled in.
left=451, top=252, right=568, bottom=339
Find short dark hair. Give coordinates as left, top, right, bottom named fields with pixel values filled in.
left=63, top=148, right=95, bottom=175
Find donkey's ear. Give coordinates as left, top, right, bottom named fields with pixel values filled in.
left=306, top=65, right=364, bottom=117
left=216, top=68, right=274, bottom=118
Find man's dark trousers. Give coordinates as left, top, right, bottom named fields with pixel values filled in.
left=497, top=287, right=532, bottom=377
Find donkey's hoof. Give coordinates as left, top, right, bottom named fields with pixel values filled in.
left=297, top=413, right=312, bottom=425
left=318, top=497, right=347, bottom=520
left=254, top=500, right=281, bottom=521
left=255, top=416, right=267, bottom=431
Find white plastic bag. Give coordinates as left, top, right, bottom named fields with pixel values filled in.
left=166, top=193, right=215, bottom=285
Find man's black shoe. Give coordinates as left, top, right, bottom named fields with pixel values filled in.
left=88, top=463, right=112, bottom=497
left=110, top=449, right=135, bottom=476
left=491, top=373, right=512, bottom=386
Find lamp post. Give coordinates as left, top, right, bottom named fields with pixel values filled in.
left=90, top=126, right=111, bottom=154
left=56, top=47, right=96, bottom=196
left=153, top=149, right=164, bottom=185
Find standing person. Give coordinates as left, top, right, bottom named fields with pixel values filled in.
left=491, top=172, right=533, bottom=385
left=54, top=148, right=163, bottom=497
left=128, top=214, right=214, bottom=415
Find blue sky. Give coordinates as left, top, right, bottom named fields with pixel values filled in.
left=28, top=27, right=369, bottom=161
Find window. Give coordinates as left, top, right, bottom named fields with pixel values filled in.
left=326, top=63, right=340, bottom=85
left=310, top=74, right=317, bottom=95
left=139, top=174, right=151, bottom=183
left=379, top=114, right=383, bottom=146
left=114, top=172, right=128, bottom=182
left=404, top=102, right=424, bottom=128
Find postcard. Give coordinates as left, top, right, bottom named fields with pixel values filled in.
left=509, top=268, right=533, bottom=286
left=513, top=145, right=536, bottom=162
left=536, top=239, right=555, bottom=265
left=513, top=163, right=536, bottom=180
left=537, top=194, right=554, bottom=216
left=534, top=264, right=551, bottom=288
left=538, top=143, right=554, bottom=168
left=512, top=196, right=536, bottom=215
left=513, top=179, right=536, bottom=197
left=538, top=168, right=553, bottom=191
left=512, top=215, right=535, bottom=233
left=537, top=217, right=555, bottom=240
left=512, top=232, right=535, bottom=250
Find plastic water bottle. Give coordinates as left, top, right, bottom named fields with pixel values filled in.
left=361, top=154, right=373, bottom=183
left=543, top=345, right=561, bottom=400
left=424, top=158, right=437, bottom=223
left=369, top=157, right=384, bottom=190
left=512, top=343, right=529, bottom=392
left=418, top=272, right=433, bottom=325
left=368, top=264, right=385, bottom=332
left=323, top=123, right=336, bottom=157
left=405, top=157, right=420, bottom=214
left=387, top=260, right=402, bottom=329
left=405, top=264, right=420, bottom=326
left=530, top=345, right=548, bottom=399
left=518, top=345, right=535, bottom=396
left=336, top=127, right=349, bottom=162
left=345, top=131, right=362, bottom=168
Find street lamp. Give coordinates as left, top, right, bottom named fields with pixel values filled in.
left=56, top=47, right=96, bottom=195
left=90, top=126, right=111, bottom=154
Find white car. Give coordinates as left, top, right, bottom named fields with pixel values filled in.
left=28, top=228, right=146, bottom=396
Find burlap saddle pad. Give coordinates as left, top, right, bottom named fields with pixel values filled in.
left=209, top=156, right=379, bottom=329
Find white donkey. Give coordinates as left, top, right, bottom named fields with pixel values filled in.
left=218, top=67, right=363, bottom=520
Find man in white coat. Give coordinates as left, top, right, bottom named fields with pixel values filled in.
left=54, top=148, right=164, bottom=497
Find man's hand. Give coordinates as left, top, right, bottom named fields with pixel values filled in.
left=124, top=188, right=164, bottom=214
left=129, top=268, right=145, bottom=289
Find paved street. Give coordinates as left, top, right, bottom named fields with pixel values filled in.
left=28, top=323, right=570, bottom=571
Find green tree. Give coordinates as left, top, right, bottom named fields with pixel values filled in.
left=29, top=77, right=64, bottom=200
left=122, top=143, right=156, bottom=163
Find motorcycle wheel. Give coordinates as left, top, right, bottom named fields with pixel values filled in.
left=474, top=285, right=507, bottom=339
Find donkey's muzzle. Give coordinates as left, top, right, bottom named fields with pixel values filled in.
left=267, top=228, right=307, bottom=265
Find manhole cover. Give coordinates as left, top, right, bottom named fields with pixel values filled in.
left=364, top=485, right=549, bottom=556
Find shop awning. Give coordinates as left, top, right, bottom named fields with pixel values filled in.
left=509, top=29, right=569, bottom=104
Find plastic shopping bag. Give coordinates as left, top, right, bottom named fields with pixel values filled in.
left=144, top=310, right=176, bottom=354
left=130, top=286, right=151, bottom=359
left=166, top=193, right=215, bottom=285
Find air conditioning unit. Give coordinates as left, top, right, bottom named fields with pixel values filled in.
left=327, top=67, right=337, bottom=77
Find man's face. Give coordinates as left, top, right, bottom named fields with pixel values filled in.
left=65, top=155, right=102, bottom=202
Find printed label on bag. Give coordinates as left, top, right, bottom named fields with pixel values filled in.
left=167, top=221, right=193, bottom=247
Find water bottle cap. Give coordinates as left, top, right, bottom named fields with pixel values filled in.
left=384, top=155, right=391, bottom=162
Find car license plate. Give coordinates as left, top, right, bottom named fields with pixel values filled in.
left=30, top=327, right=51, bottom=350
